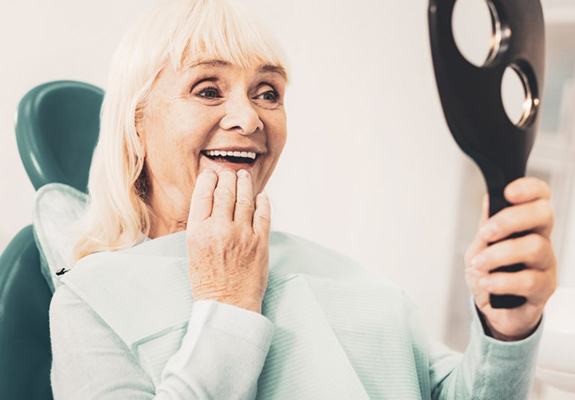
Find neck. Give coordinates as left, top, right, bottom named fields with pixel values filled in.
left=146, top=188, right=188, bottom=240
left=148, top=216, right=186, bottom=239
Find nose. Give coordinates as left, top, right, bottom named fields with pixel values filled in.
left=220, top=93, right=264, bottom=135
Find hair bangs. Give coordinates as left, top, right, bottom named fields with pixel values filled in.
left=168, top=0, right=289, bottom=82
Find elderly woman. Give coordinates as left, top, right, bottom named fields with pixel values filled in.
left=49, top=0, right=557, bottom=399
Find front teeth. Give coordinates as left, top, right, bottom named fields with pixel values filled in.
left=204, top=150, right=257, bottom=160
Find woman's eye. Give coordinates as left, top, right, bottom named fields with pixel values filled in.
left=196, top=87, right=221, bottom=99
left=256, top=90, right=280, bottom=103
left=194, top=86, right=280, bottom=103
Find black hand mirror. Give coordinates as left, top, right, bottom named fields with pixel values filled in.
left=428, top=0, right=545, bottom=309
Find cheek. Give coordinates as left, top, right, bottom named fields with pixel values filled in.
left=142, top=116, right=200, bottom=181
left=150, top=109, right=208, bottom=159
left=267, top=113, right=287, bottom=152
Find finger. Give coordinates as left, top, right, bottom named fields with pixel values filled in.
left=480, top=193, right=489, bottom=225
left=253, top=191, right=271, bottom=237
left=465, top=264, right=489, bottom=297
left=478, top=269, right=554, bottom=303
left=187, top=169, right=218, bottom=225
left=464, top=194, right=490, bottom=267
left=479, top=199, right=554, bottom=242
left=472, top=288, right=492, bottom=310
left=234, top=169, right=255, bottom=224
left=211, top=169, right=237, bottom=221
left=465, top=264, right=492, bottom=310
left=465, top=233, right=488, bottom=268
left=504, top=177, right=551, bottom=204
left=471, top=233, right=554, bottom=273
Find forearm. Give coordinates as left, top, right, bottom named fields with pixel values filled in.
left=154, top=300, right=274, bottom=399
left=50, top=286, right=274, bottom=400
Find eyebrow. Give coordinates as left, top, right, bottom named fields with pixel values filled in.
left=188, top=59, right=288, bottom=81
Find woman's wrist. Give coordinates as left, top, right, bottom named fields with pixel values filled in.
left=194, top=292, right=262, bottom=314
left=477, top=305, right=542, bottom=341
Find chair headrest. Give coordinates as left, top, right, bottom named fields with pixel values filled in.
left=15, top=80, right=104, bottom=193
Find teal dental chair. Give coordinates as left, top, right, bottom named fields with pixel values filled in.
left=0, top=81, right=103, bottom=399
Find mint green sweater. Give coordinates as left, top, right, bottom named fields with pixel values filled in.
left=49, top=231, right=542, bottom=399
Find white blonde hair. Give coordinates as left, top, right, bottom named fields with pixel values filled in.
left=73, top=0, right=290, bottom=261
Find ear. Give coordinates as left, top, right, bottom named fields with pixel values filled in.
left=134, top=100, right=148, bottom=158
left=135, top=102, right=146, bottom=139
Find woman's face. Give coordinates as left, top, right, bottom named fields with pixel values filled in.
left=137, top=57, right=287, bottom=232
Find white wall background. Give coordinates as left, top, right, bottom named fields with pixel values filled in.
left=2, top=2, right=573, bottom=386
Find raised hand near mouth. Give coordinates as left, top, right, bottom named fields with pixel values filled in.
left=186, top=168, right=270, bottom=314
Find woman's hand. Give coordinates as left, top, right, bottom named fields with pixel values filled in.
left=464, top=177, right=557, bottom=341
left=186, top=168, right=271, bottom=314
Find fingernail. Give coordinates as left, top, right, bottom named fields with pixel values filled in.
left=471, top=255, right=485, bottom=269
left=480, top=223, right=498, bottom=239
left=479, top=277, right=492, bottom=287
left=237, top=169, right=249, bottom=178
left=467, top=268, right=481, bottom=279
left=507, top=184, right=522, bottom=198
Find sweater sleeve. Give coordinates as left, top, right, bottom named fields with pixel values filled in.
left=49, top=285, right=274, bottom=399
left=426, top=296, right=543, bottom=400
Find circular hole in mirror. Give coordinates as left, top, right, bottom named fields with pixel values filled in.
left=452, top=0, right=502, bottom=67
left=501, top=64, right=536, bottom=128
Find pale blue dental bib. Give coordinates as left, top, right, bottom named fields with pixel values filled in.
left=55, top=230, right=542, bottom=399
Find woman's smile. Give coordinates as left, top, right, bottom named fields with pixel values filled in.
left=199, top=147, right=266, bottom=173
